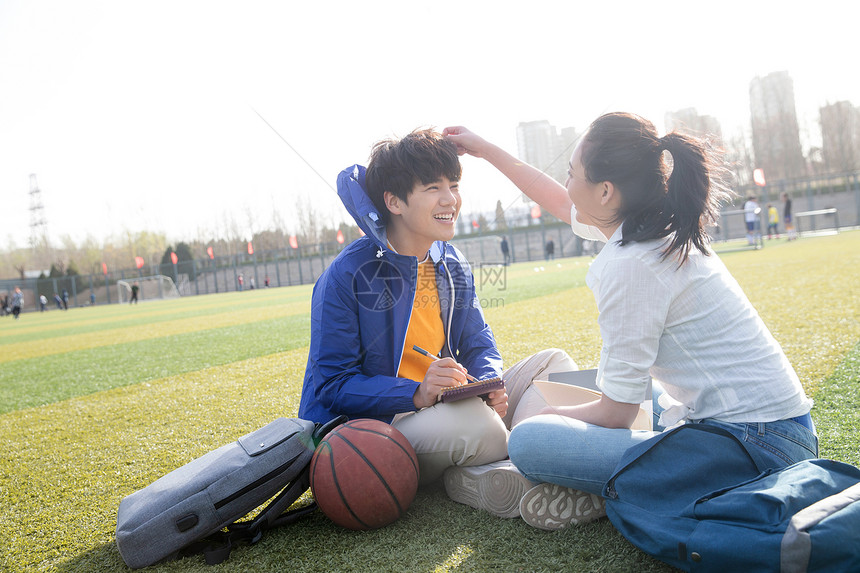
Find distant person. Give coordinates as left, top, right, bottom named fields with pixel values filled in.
left=500, top=236, right=511, bottom=265
left=61, top=289, right=69, bottom=310
left=766, top=203, right=779, bottom=239
left=743, top=195, right=760, bottom=245
left=90, top=292, right=96, bottom=306
left=53, top=293, right=63, bottom=309
left=265, top=275, right=270, bottom=288
left=11, top=287, right=23, bottom=320
left=249, top=277, right=256, bottom=290
left=544, top=239, right=555, bottom=260
left=39, top=294, right=48, bottom=312
left=1, top=294, right=8, bottom=316
left=130, top=282, right=139, bottom=304
left=238, top=274, right=244, bottom=291
left=782, top=191, right=796, bottom=241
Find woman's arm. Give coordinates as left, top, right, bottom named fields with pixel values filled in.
left=443, top=126, right=573, bottom=223
left=542, top=393, right=641, bottom=429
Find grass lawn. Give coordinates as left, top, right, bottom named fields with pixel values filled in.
left=1, top=231, right=858, bottom=572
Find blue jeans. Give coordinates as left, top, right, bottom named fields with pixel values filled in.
left=509, top=415, right=818, bottom=496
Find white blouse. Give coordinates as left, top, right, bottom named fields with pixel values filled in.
left=587, top=226, right=812, bottom=426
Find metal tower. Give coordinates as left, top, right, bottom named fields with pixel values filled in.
left=29, top=174, right=48, bottom=251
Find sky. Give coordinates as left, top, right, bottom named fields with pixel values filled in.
left=1, top=0, right=858, bottom=248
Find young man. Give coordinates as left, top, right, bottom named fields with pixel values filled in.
left=299, top=129, right=576, bottom=518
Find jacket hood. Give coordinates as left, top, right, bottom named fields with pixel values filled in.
left=336, top=163, right=448, bottom=263
left=337, top=164, right=387, bottom=249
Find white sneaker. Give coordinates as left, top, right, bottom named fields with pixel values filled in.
left=443, top=460, right=537, bottom=518
left=519, top=483, right=606, bottom=530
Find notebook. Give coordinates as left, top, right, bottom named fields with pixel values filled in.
left=439, top=377, right=505, bottom=403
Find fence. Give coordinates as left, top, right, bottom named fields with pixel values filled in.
left=3, top=170, right=858, bottom=313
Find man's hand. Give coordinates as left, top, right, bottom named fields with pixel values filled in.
left=413, top=357, right=469, bottom=410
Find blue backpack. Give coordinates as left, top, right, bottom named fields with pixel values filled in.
left=603, top=424, right=860, bottom=572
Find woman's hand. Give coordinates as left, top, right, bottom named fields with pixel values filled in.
left=413, top=357, right=469, bottom=410
left=485, top=388, right=509, bottom=419
left=444, top=125, right=574, bottom=223
left=442, top=126, right=490, bottom=158
left=538, top=393, right=641, bottom=429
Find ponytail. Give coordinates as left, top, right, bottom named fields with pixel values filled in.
left=581, top=112, right=732, bottom=265
left=659, top=132, right=726, bottom=264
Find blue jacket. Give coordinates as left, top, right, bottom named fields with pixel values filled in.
left=298, top=165, right=502, bottom=424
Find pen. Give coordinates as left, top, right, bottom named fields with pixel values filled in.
left=412, top=345, right=479, bottom=383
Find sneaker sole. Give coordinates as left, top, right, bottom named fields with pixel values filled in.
left=519, top=483, right=606, bottom=530
left=443, top=462, right=535, bottom=519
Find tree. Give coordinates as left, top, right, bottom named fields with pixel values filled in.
left=161, top=243, right=196, bottom=280
left=122, top=229, right=168, bottom=274
left=175, top=242, right=194, bottom=262
left=725, top=128, right=754, bottom=188
left=49, top=263, right=65, bottom=278
left=295, top=195, right=321, bottom=247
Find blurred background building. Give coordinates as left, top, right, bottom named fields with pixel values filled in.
left=749, top=71, right=805, bottom=182
left=516, top=120, right=580, bottom=186
left=665, top=107, right=724, bottom=145
left=819, top=100, right=860, bottom=174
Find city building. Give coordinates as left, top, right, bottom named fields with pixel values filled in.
left=749, top=71, right=805, bottom=181
left=819, top=100, right=860, bottom=174
left=664, top=107, right=723, bottom=144
left=516, top=120, right=579, bottom=186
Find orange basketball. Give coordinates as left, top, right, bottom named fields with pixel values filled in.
left=310, top=418, right=419, bottom=530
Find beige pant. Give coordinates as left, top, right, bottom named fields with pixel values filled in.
left=392, top=348, right=577, bottom=485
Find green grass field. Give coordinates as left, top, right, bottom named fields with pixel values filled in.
left=2, top=231, right=859, bottom=572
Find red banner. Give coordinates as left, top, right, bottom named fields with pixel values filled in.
left=247, top=241, right=254, bottom=255
left=336, top=229, right=345, bottom=244
left=207, top=246, right=214, bottom=259
left=102, top=262, right=108, bottom=275
left=170, top=252, right=178, bottom=264
left=289, top=235, right=298, bottom=249
left=135, top=256, right=144, bottom=269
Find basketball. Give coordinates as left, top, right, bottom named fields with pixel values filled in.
left=310, top=418, right=419, bottom=530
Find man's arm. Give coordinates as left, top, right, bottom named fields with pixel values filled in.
left=308, top=270, right=419, bottom=419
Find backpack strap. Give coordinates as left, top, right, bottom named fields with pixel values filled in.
left=175, top=465, right=317, bottom=565
left=313, top=414, right=348, bottom=446
left=181, top=415, right=348, bottom=566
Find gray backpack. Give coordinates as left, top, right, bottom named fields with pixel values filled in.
left=116, top=416, right=344, bottom=568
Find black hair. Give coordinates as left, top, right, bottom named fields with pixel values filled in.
left=581, top=112, right=732, bottom=264
left=364, top=128, right=462, bottom=224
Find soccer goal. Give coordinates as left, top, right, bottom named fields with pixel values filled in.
left=117, top=275, right=180, bottom=304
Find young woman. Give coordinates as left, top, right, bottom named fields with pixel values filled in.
left=444, top=113, right=817, bottom=530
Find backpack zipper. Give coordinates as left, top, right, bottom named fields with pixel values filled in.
left=214, top=452, right=303, bottom=510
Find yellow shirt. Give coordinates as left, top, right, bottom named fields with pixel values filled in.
left=397, top=258, right=446, bottom=382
